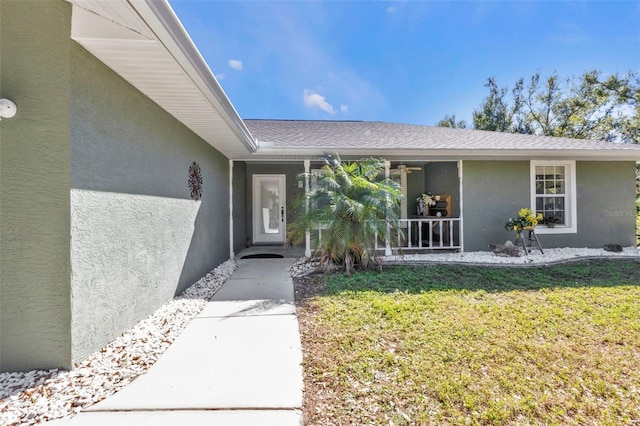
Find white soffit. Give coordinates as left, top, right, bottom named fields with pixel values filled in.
left=69, top=0, right=257, bottom=159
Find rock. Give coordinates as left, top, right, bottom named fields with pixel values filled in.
left=0, top=260, right=236, bottom=426
left=604, top=244, right=623, bottom=252
left=488, top=240, right=523, bottom=257
left=289, top=257, right=320, bottom=277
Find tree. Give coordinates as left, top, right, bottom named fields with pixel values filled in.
left=440, top=70, right=640, bottom=236
left=287, top=153, right=404, bottom=275
left=519, top=71, right=639, bottom=142
left=437, top=114, right=468, bottom=129
left=440, top=70, right=639, bottom=143
left=472, top=77, right=516, bottom=132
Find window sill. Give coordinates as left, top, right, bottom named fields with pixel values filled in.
left=534, top=225, right=577, bottom=234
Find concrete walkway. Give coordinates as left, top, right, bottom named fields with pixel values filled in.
left=53, top=258, right=303, bottom=425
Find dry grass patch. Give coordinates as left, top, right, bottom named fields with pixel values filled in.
left=296, top=260, right=640, bottom=425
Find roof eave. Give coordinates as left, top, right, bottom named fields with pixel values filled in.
left=241, top=146, right=640, bottom=162
left=68, top=0, right=258, bottom=157
left=131, top=0, right=257, bottom=153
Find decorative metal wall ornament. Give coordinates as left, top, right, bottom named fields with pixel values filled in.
left=188, top=162, right=203, bottom=200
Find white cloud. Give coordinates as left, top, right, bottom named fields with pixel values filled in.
left=303, top=89, right=335, bottom=114
left=209, top=3, right=385, bottom=118
left=327, top=70, right=385, bottom=113
left=215, top=73, right=226, bottom=80
left=386, top=5, right=396, bottom=13
left=228, top=59, right=243, bottom=71
left=340, top=104, right=349, bottom=113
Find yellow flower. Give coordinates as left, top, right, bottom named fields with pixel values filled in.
left=506, top=208, right=543, bottom=232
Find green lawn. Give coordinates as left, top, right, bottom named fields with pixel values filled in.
left=297, top=260, right=640, bottom=425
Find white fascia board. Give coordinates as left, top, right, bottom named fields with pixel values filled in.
left=127, top=0, right=258, bottom=153
left=247, top=147, right=640, bottom=162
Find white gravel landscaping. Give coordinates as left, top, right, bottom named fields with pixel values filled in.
left=3, top=248, right=639, bottom=425
left=382, top=246, right=640, bottom=266
left=289, top=246, right=640, bottom=276
left=0, top=260, right=236, bottom=426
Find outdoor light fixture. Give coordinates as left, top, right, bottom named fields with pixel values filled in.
left=0, top=99, right=17, bottom=120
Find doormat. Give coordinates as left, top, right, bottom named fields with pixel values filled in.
left=240, top=253, right=285, bottom=259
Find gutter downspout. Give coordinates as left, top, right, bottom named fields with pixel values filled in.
left=229, top=160, right=234, bottom=259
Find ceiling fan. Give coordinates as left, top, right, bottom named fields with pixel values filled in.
left=391, top=164, right=422, bottom=175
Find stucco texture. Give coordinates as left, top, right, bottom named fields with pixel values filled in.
left=462, top=160, right=637, bottom=252
left=233, top=161, right=248, bottom=254
left=423, top=162, right=461, bottom=217
left=543, top=161, right=636, bottom=248
left=69, top=42, right=232, bottom=363
left=0, top=1, right=73, bottom=372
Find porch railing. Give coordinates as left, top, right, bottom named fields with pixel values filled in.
left=315, top=217, right=462, bottom=253
left=386, top=217, right=462, bottom=251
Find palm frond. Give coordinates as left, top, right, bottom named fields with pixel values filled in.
left=287, top=152, right=404, bottom=274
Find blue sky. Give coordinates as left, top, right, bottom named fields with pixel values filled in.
left=169, top=1, right=640, bottom=126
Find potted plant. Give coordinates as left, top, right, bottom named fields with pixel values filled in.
left=545, top=215, right=560, bottom=228
left=505, top=208, right=543, bottom=239
left=416, top=192, right=436, bottom=216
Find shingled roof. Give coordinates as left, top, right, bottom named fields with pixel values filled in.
left=243, top=119, right=640, bottom=161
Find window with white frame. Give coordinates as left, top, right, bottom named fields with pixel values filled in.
left=530, top=160, right=577, bottom=233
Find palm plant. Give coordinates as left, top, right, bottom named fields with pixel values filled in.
left=287, top=153, right=404, bottom=275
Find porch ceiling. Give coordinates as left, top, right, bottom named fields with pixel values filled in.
left=68, top=0, right=257, bottom=159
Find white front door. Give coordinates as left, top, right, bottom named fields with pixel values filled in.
left=253, top=174, right=286, bottom=243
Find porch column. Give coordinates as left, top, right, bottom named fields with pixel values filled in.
left=229, top=159, right=234, bottom=259
left=304, top=160, right=311, bottom=258
left=384, top=160, right=392, bottom=256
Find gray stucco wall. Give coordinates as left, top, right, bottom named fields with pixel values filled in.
left=245, top=163, right=307, bottom=245
left=69, top=42, right=231, bottom=363
left=462, top=161, right=637, bottom=252
left=406, top=170, right=424, bottom=217
left=233, top=161, right=248, bottom=253
left=0, top=1, right=73, bottom=372
left=424, top=162, right=461, bottom=217
left=543, top=161, right=636, bottom=248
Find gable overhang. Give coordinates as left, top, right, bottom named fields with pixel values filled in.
left=68, top=0, right=258, bottom=159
